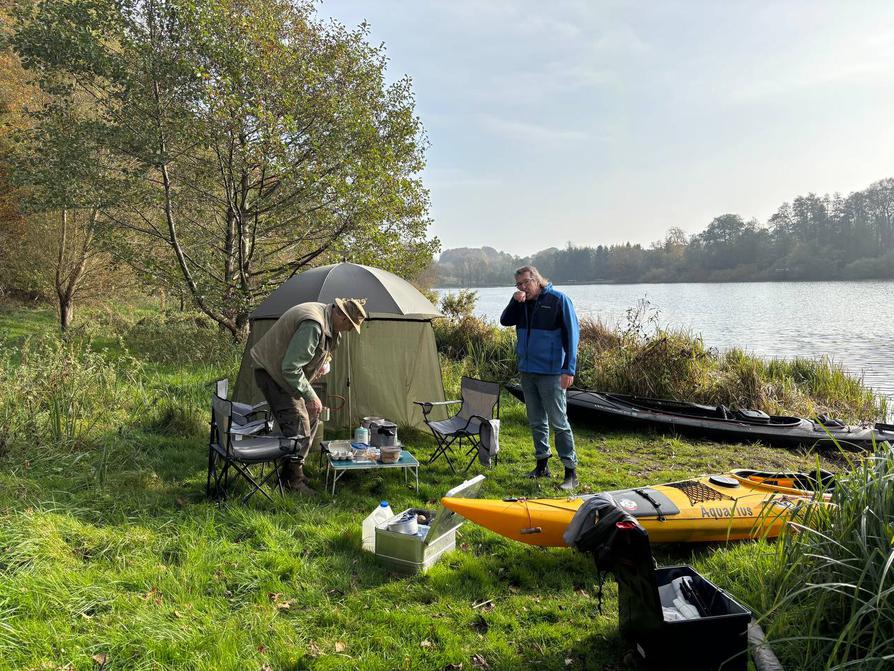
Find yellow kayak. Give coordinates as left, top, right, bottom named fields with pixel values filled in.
left=441, top=469, right=833, bottom=546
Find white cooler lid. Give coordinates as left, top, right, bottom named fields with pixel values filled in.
left=424, top=474, right=486, bottom=548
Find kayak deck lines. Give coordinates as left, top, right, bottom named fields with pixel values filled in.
left=442, top=469, right=833, bottom=547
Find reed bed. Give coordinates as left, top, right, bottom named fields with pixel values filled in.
left=756, top=444, right=894, bottom=670
left=434, top=308, right=887, bottom=423
left=0, top=336, right=138, bottom=455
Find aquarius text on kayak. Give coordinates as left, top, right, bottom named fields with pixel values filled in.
left=700, top=505, right=754, bottom=518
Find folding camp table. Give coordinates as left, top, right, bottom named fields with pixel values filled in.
left=322, top=443, right=419, bottom=496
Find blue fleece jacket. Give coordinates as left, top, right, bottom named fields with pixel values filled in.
left=499, top=283, right=579, bottom=376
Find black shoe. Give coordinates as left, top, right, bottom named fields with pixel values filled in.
left=560, top=466, right=579, bottom=491
left=526, top=458, right=551, bottom=479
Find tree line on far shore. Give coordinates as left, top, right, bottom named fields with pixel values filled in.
left=436, top=178, right=894, bottom=286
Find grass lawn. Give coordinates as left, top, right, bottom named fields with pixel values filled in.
left=0, top=306, right=846, bottom=670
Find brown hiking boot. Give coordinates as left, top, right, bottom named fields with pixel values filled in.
left=282, top=461, right=306, bottom=488
left=282, top=462, right=318, bottom=496
left=291, top=480, right=319, bottom=497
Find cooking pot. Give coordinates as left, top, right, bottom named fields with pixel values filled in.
left=387, top=511, right=419, bottom=535
left=361, top=416, right=384, bottom=430
left=369, top=420, right=399, bottom=448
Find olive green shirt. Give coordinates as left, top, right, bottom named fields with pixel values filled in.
left=281, top=321, right=322, bottom=403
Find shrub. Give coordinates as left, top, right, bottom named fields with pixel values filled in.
left=438, top=289, right=479, bottom=321
left=841, top=250, right=894, bottom=279
left=434, top=315, right=517, bottom=385
left=123, top=311, right=241, bottom=367
left=0, top=335, right=140, bottom=454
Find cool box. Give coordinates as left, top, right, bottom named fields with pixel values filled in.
left=374, top=475, right=484, bottom=575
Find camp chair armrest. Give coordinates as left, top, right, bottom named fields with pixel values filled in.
left=245, top=401, right=270, bottom=420
left=233, top=400, right=270, bottom=423
left=414, top=399, right=461, bottom=418
left=229, top=419, right=271, bottom=437
left=245, top=409, right=271, bottom=423
left=458, top=413, right=490, bottom=433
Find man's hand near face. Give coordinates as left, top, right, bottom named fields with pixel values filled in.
left=514, top=275, right=535, bottom=302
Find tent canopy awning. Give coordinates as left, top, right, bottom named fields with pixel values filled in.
left=251, top=262, right=442, bottom=321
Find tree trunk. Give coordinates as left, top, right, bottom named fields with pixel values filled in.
left=52, top=208, right=96, bottom=334
left=234, top=311, right=249, bottom=343
left=59, top=297, right=73, bottom=332
left=55, top=209, right=68, bottom=332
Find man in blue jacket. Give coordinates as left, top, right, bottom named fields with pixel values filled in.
left=500, top=266, right=580, bottom=490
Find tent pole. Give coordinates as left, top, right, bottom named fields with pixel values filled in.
left=346, top=334, right=352, bottom=429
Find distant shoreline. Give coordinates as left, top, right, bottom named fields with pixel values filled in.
left=434, top=277, right=894, bottom=290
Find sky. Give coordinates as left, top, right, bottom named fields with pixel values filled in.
left=316, top=0, right=894, bottom=257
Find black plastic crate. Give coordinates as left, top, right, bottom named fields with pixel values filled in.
left=617, top=563, right=751, bottom=671
left=565, top=495, right=752, bottom=671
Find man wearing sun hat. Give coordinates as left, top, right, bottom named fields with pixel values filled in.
left=251, top=297, right=367, bottom=494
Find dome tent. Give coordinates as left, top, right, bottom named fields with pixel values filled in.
left=233, top=262, right=446, bottom=430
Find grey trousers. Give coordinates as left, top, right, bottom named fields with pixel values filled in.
left=520, top=372, right=577, bottom=468
left=253, top=368, right=317, bottom=464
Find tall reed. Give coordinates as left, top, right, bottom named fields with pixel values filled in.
left=761, top=444, right=894, bottom=670
left=123, top=310, right=240, bottom=367
left=0, top=335, right=138, bottom=455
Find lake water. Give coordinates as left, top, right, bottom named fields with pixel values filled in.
left=435, top=281, right=894, bottom=401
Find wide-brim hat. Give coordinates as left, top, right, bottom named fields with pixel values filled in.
left=334, top=297, right=367, bottom=333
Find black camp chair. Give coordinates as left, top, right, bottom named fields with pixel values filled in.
left=214, top=378, right=271, bottom=427
left=415, top=376, right=500, bottom=473
left=208, top=379, right=272, bottom=479
left=207, top=391, right=299, bottom=503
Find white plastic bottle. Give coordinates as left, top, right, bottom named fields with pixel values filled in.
left=361, top=500, right=394, bottom=553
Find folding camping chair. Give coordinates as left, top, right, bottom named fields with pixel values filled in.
left=214, top=378, right=271, bottom=428
left=415, top=376, right=500, bottom=473
left=207, top=391, right=299, bottom=503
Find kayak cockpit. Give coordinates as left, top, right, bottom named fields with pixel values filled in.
left=597, top=393, right=804, bottom=426
left=729, top=468, right=835, bottom=493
